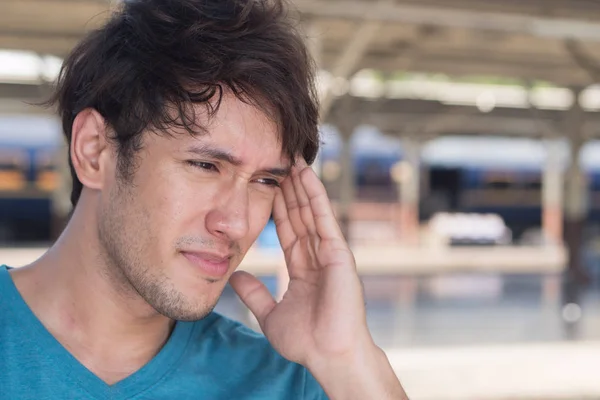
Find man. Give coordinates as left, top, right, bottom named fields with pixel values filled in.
left=0, top=0, right=408, bottom=399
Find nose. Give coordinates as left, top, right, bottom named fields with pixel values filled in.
left=205, top=182, right=250, bottom=242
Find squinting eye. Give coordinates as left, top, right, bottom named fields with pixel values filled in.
left=187, top=161, right=218, bottom=172
left=256, top=178, right=280, bottom=187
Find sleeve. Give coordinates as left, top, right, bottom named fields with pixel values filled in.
left=303, top=368, right=330, bottom=400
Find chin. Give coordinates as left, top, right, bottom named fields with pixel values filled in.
left=141, top=280, right=222, bottom=322
left=172, top=309, right=215, bottom=322
left=158, top=299, right=218, bottom=322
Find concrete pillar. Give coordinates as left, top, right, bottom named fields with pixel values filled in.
left=396, top=138, right=421, bottom=246
left=564, top=155, right=589, bottom=281
left=330, top=97, right=357, bottom=243
left=563, top=88, right=590, bottom=282
left=541, top=140, right=564, bottom=304
left=540, top=140, right=564, bottom=305
left=338, top=129, right=355, bottom=242
left=542, top=139, right=564, bottom=246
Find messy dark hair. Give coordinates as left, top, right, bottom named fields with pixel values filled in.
left=48, top=0, right=320, bottom=206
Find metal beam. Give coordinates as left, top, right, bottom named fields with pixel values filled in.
left=0, top=99, right=53, bottom=115
left=318, top=1, right=391, bottom=120
left=372, top=114, right=544, bottom=138
left=565, top=40, right=600, bottom=83
left=319, top=20, right=379, bottom=119
left=331, top=97, right=597, bottom=121
left=0, top=83, right=53, bottom=100
left=0, top=1, right=109, bottom=33
left=0, top=34, right=78, bottom=57
left=345, top=55, right=592, bottom=86
left=297, top=0, right=600, bottom=42
left=327, top=96, right=600, bottom=138
left=374, top=115, right=600, bottom=139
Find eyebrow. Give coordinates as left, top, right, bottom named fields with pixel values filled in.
left=185, top=144, right=291, bottom=178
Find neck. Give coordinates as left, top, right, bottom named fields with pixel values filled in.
left=10, top=200, right=174, bottom=383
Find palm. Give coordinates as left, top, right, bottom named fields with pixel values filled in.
left=262, top=238, right=363, bottom=364
left=230, top=161, right=368, bottom=366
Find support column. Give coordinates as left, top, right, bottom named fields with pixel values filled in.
left=338, top=129, right=355, bottom=242
left=541, top=140, right=564, bottom=303
left=564, top=154, right=589, bottom=281
left=563, top=88, right=590, bottom=283
left=396, top=137, right=421, bottom=246
left=542, top=139, right=564, bottom=246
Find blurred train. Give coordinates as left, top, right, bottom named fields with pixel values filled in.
left=319, top=127, right=600, bottom=240
left=3, top=117, right=600, bottom=244
left=0, top=115, right=62, bottom=243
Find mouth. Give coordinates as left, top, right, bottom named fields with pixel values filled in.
left=181, top=251, right=232, bottom=279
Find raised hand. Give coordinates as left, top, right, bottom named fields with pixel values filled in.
left=229, top=158, right=370, bottom=367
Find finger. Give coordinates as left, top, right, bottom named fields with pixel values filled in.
left=299, top=166, right=345, bottom=242
left=281, top=172, right=308, bottom=238
left=291, top=161, right=317, bottom=238
left=229, top=271, right=276, bottom=327
left=272, top=188, right=297, bottom=252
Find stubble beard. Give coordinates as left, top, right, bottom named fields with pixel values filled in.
left=96, top=180, right=217, bottom=322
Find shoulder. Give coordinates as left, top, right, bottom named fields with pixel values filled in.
left=189, top=312, right=280, bottom=358
left=184, top=313, right=328, bottom=398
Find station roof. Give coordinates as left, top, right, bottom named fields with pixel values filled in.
left=299, top=0, right=600, bottom=86
left=3, top=0, right=600, bottom=86
left=3, top=0, right=600, bottom=137
left=0, top=1, right=110, bottom=56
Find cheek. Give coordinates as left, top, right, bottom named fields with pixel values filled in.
left=146, top=168, right=211, bottom=223
left=247, top=191, right=276, bottom=235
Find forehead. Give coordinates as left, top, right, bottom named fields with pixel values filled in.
left=159, top=92, right=289, bottom=165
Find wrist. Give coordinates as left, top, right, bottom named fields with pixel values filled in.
left=306, top=338, right=408, bottom=400
left=306, top=330, right=375, bottom=371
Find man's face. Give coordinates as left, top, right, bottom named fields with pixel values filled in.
left=98, top=93, right=290, bottom=321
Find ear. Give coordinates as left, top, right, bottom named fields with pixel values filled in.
left=70, top=109, right=112, bottom=192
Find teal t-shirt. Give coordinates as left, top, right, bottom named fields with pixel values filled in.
left=0, top=266, right=328, bottom=399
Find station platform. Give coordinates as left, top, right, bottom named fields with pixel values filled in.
left=387, top=341, right=600, bottom=400
left=3, top=245, right=597, bottom=399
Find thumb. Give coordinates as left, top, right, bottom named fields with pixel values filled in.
left=229, top=270, right=276, bottom=326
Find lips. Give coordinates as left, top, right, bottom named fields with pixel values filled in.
left=181, top=251, right=231, bottom=278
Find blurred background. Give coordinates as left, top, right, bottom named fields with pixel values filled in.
left=1, top=0, right=600, bottom=398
